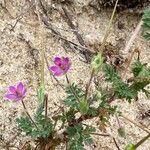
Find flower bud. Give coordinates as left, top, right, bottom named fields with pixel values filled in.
left=91, top=53, right=103, bottom=73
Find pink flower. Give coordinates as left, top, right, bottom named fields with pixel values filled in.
left=5, top=82, right=27, bottom=101
left=50, top=56, right=71, bottom=76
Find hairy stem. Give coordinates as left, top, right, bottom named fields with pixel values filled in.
left=99, top=0, right=119, bottom=53
left=21, top=100, right=39, bottom=129
left=85, top=69, right=95, bottom=100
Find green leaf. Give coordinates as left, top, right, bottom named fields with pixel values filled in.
left=113, top=80, right=135, bottom=101
left=67, top=124, right=84, bottom=150
left=142, top=9, right=150, bottom=40
left=34, top=104, right=53, bottom=138
left=103, top=64, right=120, bottom=81
left=37, top=84, right=45, bottom=103
left=131, top=61, right=145, bottom=77
left=87, top=107, right=98, bottom=116
left=83, top=126, right=95, bottom=145
left=17, top=103, right=53, bottom=139
left=61, top=109, right=76, bottom=127
left=16, top=117, right=33, bottom=136
left=64, top=83, right=84, bottom=109
left=125, top=144, right=136, bottom=150
left=79, top=99, right=89, bottom=115
left=131, top=61, right=150, bottom=95
left=118, top=127, right=126, bottom=138
left=103, top=63, right=136, bottom=102
left=67, top=124, right=95, bottom=150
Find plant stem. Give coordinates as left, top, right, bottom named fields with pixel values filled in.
left=21, top=100, right=39, bottom=129
left=65, top=74, right=70, bottom=84
left=90, top=132, right=110, bottom=137
left=41, top=44, right=45, bottom=87
left=121, top=48, right=137, bottom=79
left=85, top=69, right=95, bottom=100
left=65, top=74, right=80, bottom=103
left=112, top=137, right=121, bottom=150
left=99, top=0, right=119, bottom=54
left=116, top=115, right=121, bottom=128
left=134, top=133, right=150, bottom=148
left=44, top=94, right=48, bottom=120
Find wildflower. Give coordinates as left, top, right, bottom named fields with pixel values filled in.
left=5, top=82, right=27, bottom=101
left=50, top=56, right=71, bottom=76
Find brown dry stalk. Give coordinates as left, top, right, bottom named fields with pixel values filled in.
left=123, top=20, right=143, bottom=55
left=121, top=48, right=137, bottom=79
left=121, top=115, right=150, bottom=134
left=99, top=0, right=119, bottom=53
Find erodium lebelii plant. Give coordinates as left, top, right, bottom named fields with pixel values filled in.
left=3, top=9, right=150, bottom=150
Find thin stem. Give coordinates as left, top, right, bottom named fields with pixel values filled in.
left=99, top=0, right=119, bottom=54
left=85, top=69, right=95, bottom=100
left=41, top=46, right=45, bottom=87
left=21, top=101, right=39, bottom=129
left=90, top=132, right=110, bottom=137
left=134, top=133, right=150, bottom=148
left=35, top=0, right=45, bottom=95
left=121, top=48, right=137, bottom=79
left=44, top=94, right=48, bottom=120
left=65, top=74, right=80, bottom=102
left=112, top=137, right=121, bottom=150
left=65, top=74, right=70, bottom=84
left=116, top=115, right=121, bottom=128
left=121, top=114, right=150, bottom=134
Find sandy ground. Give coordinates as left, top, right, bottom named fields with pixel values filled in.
left=0, top=0, right=150, bottom=150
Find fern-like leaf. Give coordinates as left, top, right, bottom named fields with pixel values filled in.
left=142, top=9, right=150, bottom=40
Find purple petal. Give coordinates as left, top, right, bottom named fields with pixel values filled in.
left=50, top=66, right=64, bottom=76
left=50, top=66, right=59, bottom=72
left=54, top=70, right=64, bottom=76
left=63, top=57, right=71, bottom=70
left=17, top=82, right=24, bottom=92
left=5, top=94, right=18, bottom=100
left=9, top=86, right=16, bottom=93
left=54, top=57, right=61, bottom=66
left=22, top=88, right=27, bottom=96
left=63, top=57, right=69, bottom=65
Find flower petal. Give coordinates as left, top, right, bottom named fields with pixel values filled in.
left=17, top=82, right=24, bottom=92
left=22, top=88, right=27, bottom=96
left=50, top=66, right=59, bottom=72
left=5, top=94, right=18, bottom=100
left=63, top=57, right=71, bottom=71
left=63, top=57, right=69, bottom=65
left=9, top=86, right=16, bottom=93
left=50, top=66, right=64, bottom=76
left=54, top=70, right=64, bottom=76
left=54, top=57, right=61, bottom=66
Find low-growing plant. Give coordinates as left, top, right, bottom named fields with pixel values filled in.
left=3, top=6, right=150, bottom=150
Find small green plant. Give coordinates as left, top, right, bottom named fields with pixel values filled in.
left=3, top=7, right=150, bottom=150
left=4, top=53, right=150, bottom=149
